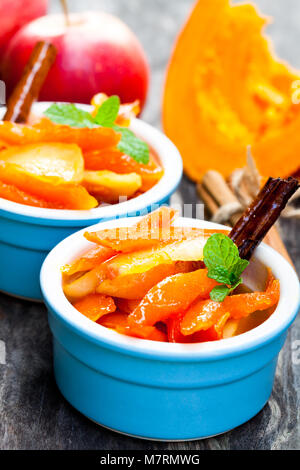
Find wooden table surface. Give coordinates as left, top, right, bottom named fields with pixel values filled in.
left=0, top=0, right=299, bottom=450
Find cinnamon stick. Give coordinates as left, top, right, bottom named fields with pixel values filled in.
left=3, top=41, right=57, bottom=123
left=198, top=170, right=296, bottom=266
left=199, top=170, right=243, bottom=225
left=229, top=177, right=299, bottom=260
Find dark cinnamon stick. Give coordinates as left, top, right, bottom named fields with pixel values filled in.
left=3, top=41, right=57, bottom=123
left=229, top=177, right=299, bottom=260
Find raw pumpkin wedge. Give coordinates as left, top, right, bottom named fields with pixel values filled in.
left=163, top=0, right=300, bottom=180
left=83, top=170, right=142, bottom=203
left=0, top=142, right=84, bottom=183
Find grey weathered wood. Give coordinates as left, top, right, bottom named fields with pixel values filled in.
left=0, top=0, right=299, bottom=450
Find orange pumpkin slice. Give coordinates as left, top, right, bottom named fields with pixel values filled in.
left=85, top=206, right=181, bottom=252
left=62, top=245, right=117, bottom=276
left=98, top=311, right=167, bottom=342
left=73, top=293, right=116, bottom=322
left=0, top=180, right=57, bottom=208
left=96, top=262, right=193, bottom=299
left=0, top=120, right=120, bottom=152
left=128, top=268, right=217, bottom=327
left=180, top=278, right=280, bottom=335
left=0, top=162, right=97, bottom=210
left=84, top=149, right=163, bottom=192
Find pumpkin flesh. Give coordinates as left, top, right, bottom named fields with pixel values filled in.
left=163, top=0, right=300, bottom=180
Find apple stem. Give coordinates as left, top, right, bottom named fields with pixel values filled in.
left=60, top=0, right=71, bottom=26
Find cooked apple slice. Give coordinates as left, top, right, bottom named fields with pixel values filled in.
left=63, top=265, right=106, bottom=301
left=83, top=170, right=142, bottom=202
left=0, top=143, right=84, bottom=183
left=104, top=236, right=208, bottom=278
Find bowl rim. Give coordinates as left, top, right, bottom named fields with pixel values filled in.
left=0, top=102, right=182, bottom=223
left=40, top=216, right=300, bottom=361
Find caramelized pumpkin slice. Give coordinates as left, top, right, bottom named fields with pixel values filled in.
left=98, top=311, right=129, bottom=329
left=0, top=143, right=84, bottom=183
left=97, top=311, right=167, bottom=341
left=0, top=162, right=97, bottom=210
left=222, top=278, right=280, bottom=320
left=115, top=299, right=141, bottom=314
left=85, top=206, right=180, bottom=252
left=117, top=325, right=168, bottom=342
left=84, top=149, right=163, bottom=192
left=180, top=278, right=280, bottom=335
left=83, top=170, right=142, bottom=203
left=96, top=262, right=193, bottom=299
left=0, top=120, right=120, bottom=152
left=98, top=310, right=167, bottom=342
left=180, top=299, right=228, bottom=335
left=62, top=245, right=117, bottom=276
left=86, top=226, right=226, bottom=254
left=128, top=268, right=217, bottom=327
left=0, top=180, right=57, bottom=208
left=167, top=312, right=222, bottom=343
left=73, top=293, right=116, bottom=322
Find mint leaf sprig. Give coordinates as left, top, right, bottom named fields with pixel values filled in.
left=203, top=233, right=249, bottom=302
left=44, top=96, right=150, bottom=164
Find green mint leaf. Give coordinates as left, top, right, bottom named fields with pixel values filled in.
left=44, top=102, right=150, bottom=165
left=44, top=103, right=96, bottom=128
left=205, top=266, right=233, bottom=285
left=94, top=95, right=120, bottom=127
left=112, top=125, right=150, bottom=164
left=203, top=233, right=240, bottom=276
left=231, top=258, right=250, bottom=279
left=203, top=233, right=249, bottom=302
left=210, top=285, right=231, bottom=302
left=210, top=279, right=242, bottom=302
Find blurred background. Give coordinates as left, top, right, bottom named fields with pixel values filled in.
left=0, top=0, right=299, bottom=451
left=48, top=0, right=300, bottom=127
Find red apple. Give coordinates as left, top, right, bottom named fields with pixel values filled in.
left=1, top=11, right=150, bottom=110
left=0, top=0, right=48, bottom=59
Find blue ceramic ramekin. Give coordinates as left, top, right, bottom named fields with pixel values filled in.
left=40, top=217, right=300, bottom=441
left=0, top=102, right=182, bottom=300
